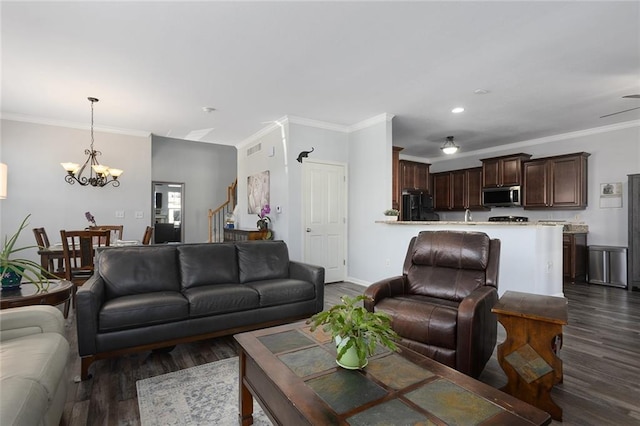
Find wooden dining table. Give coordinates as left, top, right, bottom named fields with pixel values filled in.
left=38, top=240, right=140, bottom=277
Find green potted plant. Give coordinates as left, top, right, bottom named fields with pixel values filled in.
left=383, top=209, right=399, bottom=221
left=1, top=214, right=55, bottom=291
left=307, top=295, right=399, bottom=369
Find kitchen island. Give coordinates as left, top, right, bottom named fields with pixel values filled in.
left=372, top=221, right=564, bottom=297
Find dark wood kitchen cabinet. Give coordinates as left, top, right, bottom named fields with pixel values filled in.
left=432, top=172, right=452, bottom=210
left=481, top=153, right=531, bottom=187
left=400, top=160, right=430, bottom=192
left=563, top=232, right=587, bottom=282
left=432, top=167, right=486, bottom=211
left=523, top=152, right=590, bottom=209
left=391, top=146, right=403, bottom=210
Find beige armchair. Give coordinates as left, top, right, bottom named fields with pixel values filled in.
left=0, top=305, right=69, bottom=426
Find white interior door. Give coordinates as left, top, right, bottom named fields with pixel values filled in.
left=303, top=161, right=346, bottom=283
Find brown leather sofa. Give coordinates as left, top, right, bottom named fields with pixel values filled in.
left=364, top=230, right=500, bottom=378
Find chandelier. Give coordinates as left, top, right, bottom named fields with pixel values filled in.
left=440, top=136, right=459, bottom=155
left=61, top=97, right=123, bottom=187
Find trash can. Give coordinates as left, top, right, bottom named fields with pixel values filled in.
left=588, top=245, right=628, bottom=288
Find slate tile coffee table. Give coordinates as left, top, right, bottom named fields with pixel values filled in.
left=235, top=321, right=551, bottom=426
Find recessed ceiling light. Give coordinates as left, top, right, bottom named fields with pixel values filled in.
left=474, top=89, right=490, bottom=95
left=451, top=107, right=465, bottom=114
left=202, top=106, right=216, bottom=113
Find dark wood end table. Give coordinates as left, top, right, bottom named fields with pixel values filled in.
left=235, top=321, right=551, bottom=426
left=0, top=280, right=74, bottom=318
left=492, top=290, right=568, bottom=421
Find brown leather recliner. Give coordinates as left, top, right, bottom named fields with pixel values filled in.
left=364, top=230, right=500, bottom=378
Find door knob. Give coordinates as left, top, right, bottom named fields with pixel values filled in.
left=306, top=228, right=311, bottom=232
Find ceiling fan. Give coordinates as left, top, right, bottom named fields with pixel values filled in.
left=600, top=95, right=640, bottom=118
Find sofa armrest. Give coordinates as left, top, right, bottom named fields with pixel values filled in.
left=456, top=285, right=499, bottom=378
left=76, top=274, right=106, bottom=356
left=0, top=305, right=65, bottom=342
left=289, top=261, right=325, bottom=313
left=363, top=276, right=407, bottom=312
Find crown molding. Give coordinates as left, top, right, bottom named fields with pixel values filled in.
left=427, top=119, right=640, bottom=163
left=238, top=113, right=396, bottom=148
left=0, top=112, right=151, bottom=138
left=348, top=113, right=395, bottom=132
left=287, top=115, right=350, bottom=133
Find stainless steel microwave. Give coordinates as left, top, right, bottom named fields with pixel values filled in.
left=482, top=186, right=521, bottom=207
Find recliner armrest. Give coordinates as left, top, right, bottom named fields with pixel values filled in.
left=289, top=261, right=325, bottom=313
left=364, top=276, right=407, bottom=311
left=0, top=305, right=65, bottom=342
left=76, top=274, right=106, bottom=356
left=456, top=285, right=499, bottom=377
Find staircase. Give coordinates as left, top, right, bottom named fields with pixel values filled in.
left=208, top=180, right=237, bottom=242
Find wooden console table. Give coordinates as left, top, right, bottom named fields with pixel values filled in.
left=492, top=291, right=568, bottom=421
left=223, top=228, right=269, bottom=242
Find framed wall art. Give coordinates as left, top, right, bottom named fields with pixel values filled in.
left=248, top=170, right=270, bottom=214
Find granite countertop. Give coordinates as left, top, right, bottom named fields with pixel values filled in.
left=377, top=220, right=589, bottom=233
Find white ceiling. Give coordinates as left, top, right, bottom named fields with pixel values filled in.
left=2, top=1, right=639, bottom=159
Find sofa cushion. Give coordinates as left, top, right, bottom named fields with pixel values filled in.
left=178, top=243, right=239, bottom=289
left=407, top=231, right=491, bottom=301
left=0, top=377, right=49, bottom=426
left=0, top=332, right=69, bottom=401
left=375, top=295, right=458, bottom=350
left=412, top=231, right=490, bottom=270
left=247, top=279, right=316, bottom=308
left=237, top=240, right=289, bottom=283
left=98, top=245, right=180, bottom=299
left=183, top=284, right=260, bottom=317
left=99, top=291, right=189, bottom=332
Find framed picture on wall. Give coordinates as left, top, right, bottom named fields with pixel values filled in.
left=248, top=170, right=270, bottom=214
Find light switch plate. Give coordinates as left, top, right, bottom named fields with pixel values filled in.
left=115, top=210, right=125, bottom=218
left=135, top=211, right=144, bottom=219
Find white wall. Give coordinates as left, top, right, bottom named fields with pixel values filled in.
left=151, top=136, right=237, bottom=243
left=287, top=122, right=349, bottom=260
left=0, top=119, right=151, bottom=264
left=346, top=118, right=394, bottom=284
left=235, top=119, right=350, bottom=261
left=426, top=123, right=640, bottom=246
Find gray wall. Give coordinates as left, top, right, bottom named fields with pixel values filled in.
left=151, top=136, right=237, bottom=243
left=0, top=119, right=151, bottom=264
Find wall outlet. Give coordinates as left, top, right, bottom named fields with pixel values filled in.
left=115, top=210, right=125, bottom=218
left=385, top=259, right=390, bottom=267
left=135, top=211, right=144, bottom=219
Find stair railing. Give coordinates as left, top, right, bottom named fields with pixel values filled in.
left=208, top=179, right=237, bottom=242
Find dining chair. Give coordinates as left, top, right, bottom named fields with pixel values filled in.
left=142, top=226, right=154, bottom=245
left=33, top=227, right=66, bottom=277
left=33, top=227, right=53, bottom=269
left=88, top=225, right=124, bottom=243
left=60, top=229, right=111, bottom=308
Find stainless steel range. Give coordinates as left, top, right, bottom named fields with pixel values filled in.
left=488, top=216, right=529, bottom=222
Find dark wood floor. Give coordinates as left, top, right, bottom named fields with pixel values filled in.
left=59, top=282, right=640, bottom=426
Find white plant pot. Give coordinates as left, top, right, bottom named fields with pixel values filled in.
left=385, top=215, right=398, bottom=221
left=335, top=336, right=368, bottom=369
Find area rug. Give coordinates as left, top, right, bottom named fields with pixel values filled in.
left=137, top=357, right=272, bottom=426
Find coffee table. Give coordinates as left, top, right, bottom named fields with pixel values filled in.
left=0, top=280, right=73, bottom=318
left=235, top=321, right=551, bottom=425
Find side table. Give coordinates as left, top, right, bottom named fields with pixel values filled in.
left=492, top=291, right=568, bottom=421
left=0, top=280, right=74, bottom=318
